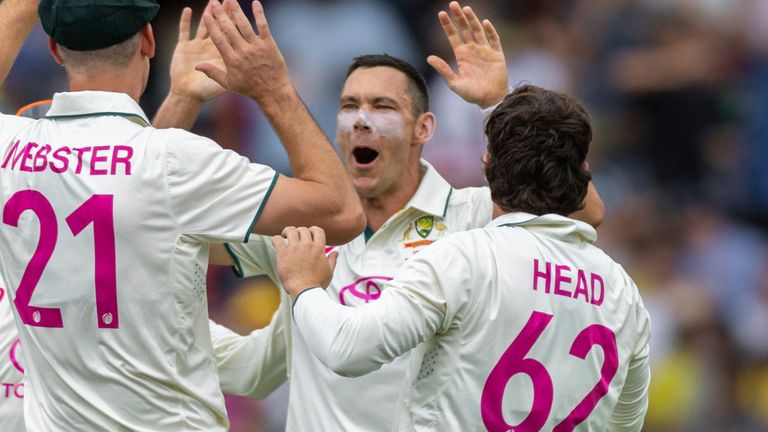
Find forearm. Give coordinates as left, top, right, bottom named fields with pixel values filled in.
left=258, top=88, right=364, bottom=242
left=292, top=287, right=437, bottom=377
left=211, top=314, right=288, bottom=399
left=0, top=0, right=39, bottom=85
left=153, top=93, right=204, bottom=130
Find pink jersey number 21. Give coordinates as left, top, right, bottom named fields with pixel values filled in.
left=481, top=310, right=619, bottom=431
left=3, top=190, right=119, bottom=329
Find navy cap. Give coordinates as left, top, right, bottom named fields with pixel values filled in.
left=39, top=0, right=160, bottom=51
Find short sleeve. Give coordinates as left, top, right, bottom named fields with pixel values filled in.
left=224, top=236, right=278, bottom=281
left=164, top=130, right=278, bottom=243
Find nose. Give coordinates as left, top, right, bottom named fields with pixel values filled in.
left=353, top=115, right=372, bottom=132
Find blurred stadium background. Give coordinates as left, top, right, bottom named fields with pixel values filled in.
left=4, top=0, right=768, bottom=430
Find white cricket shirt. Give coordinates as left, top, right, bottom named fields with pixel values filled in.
left=0, top=282, right=24, bottom=432
left=224, top=161, right=493, bottom=431
left=293, top=212, right=651, bottom=431
left=0, top=115, right=30, bottom=432
left=0, top=91, right=278, bottom=431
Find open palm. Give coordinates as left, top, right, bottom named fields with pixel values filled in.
left=169, top=7, right=226, bottom=103
left=428, top=2, right=508, bottom=108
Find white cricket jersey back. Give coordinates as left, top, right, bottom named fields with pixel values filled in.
left=0, top=92, right=278, bottom=431
left=393, top=213, right=651, bottom=431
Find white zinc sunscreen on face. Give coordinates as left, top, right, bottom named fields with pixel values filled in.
left=337, top=110, right=405, bottom=139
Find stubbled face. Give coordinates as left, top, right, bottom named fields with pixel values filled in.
left=336, top=67, right=418, bottom=199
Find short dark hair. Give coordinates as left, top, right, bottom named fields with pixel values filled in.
left=345, top=54, right=429, bottom=116
left=484, top=85, right=592, bottom=216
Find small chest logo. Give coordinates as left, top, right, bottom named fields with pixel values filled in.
left=415, top=216, right=435, bottom=238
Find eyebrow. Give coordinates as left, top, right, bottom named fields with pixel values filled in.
left=339, top=95, right=401, bottom=107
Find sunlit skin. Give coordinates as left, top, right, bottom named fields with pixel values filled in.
left=335, top=66, right=435, bottom=231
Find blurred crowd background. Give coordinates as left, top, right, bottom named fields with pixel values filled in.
left=3, top=0, right=768, bottom=430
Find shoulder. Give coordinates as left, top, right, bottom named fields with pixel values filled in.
left=442, top=186, right=493, bottom=229
left=448, top=185, right=491, bottom=208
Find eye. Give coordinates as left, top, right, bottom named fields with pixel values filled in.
left=340, top=103, right=358, bottom=110
left=375, top=104, right=395, bottom=111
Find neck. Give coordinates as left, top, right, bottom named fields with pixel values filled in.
left=68, top=69, right=143, bottom=103
left=363, top=162, right=422, bottom=232
left=492, top=202, right=506, bottom=219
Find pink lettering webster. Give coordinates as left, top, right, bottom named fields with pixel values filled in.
left=532, top=259, right=604, bottom=306
left=1, top=141, right=133, bottom=175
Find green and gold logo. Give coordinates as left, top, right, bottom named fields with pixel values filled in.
left=414, top=215, right=435, bottom=239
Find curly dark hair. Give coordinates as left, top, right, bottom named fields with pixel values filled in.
left=484, top=85, right=592, bottom=216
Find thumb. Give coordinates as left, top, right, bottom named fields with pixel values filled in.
left=427, top=55, right=456, bottom=85
left=195, top=62, right=228, bottom=88
left=327, top=251, right=339, bottom=275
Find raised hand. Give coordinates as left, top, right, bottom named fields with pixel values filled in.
left=197, top=0, right=292, bottom=105
left=427, top=1, right=508, bottom=109
left=169, top=5, right=226, bottom=104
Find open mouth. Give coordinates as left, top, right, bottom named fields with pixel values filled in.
left=352, top=147, right=379, bottom=165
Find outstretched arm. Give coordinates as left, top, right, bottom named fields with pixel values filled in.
left=195, top=0, right=364, bottom=244
left=0, top=0, right=40, bottom=86
left=272, top=227, right=448, bottom=377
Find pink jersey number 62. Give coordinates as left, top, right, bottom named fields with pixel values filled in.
left=481, top=311, right=619, bottom=431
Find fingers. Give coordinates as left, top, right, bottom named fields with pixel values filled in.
left=282, top=226, right=300, bottom=246
left=203, top=7, right=235, bottom=61
left=438, top=10, right=462, bottom=51
left=225, top=0, right=258, bottom=43
left=483, top=19, right=501, bottom=51
left=252, top=0, right=272, bottom=39
left=195, top=2, right=213, bottom=39
left=209, top=0, right=246, bottom=54
left=296, top=227, right=312, bottom=244
left=449, top=1, right=474, bottom=45
left=427, top=55, right=456, bottom=84
left=463, top=6, right=488, bottom=45
left=309, top=226, right=326, bottom=251
left=195, top=62, right=228, bottom=88
left=179, top=7, right=192, bottom=43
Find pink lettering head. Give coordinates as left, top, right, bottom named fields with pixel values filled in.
left=339, top=276, right=392, bottom=306
left=0, top=287, right=4, bottom=302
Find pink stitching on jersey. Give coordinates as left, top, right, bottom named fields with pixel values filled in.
left=339, top=276, right=393, bottom=305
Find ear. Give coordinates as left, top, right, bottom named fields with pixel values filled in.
left=482, top=151, right=490, bottom=166
left=139, top=23, right=156, bottom=59
left=48, top=37, right=64, bottom=65
left=412, top=111, right=436, bottom=146
left=583, top=161, right=590, bottom=172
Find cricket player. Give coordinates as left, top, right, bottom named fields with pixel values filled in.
left=0, top=0, right=363, bottom=430
left=155, top=2, right=606, bottom=431
left=275, top=84, right=652, bottom=431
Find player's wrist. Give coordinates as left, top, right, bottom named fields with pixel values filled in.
left=166, top=90, right=206, bottom=108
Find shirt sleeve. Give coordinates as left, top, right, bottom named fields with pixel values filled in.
left=292, top=237, right=471, bottom=378
left=209, top=309, right=288, bottom=399
left=224, top=236, right=278, bottom=280
left=608, top=278, right=652, bottom=431
left=164, top=129, right=279, bottom=243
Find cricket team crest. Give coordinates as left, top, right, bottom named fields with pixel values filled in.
left=401, top=215, right=449, bottom=255
left=415, top=215, right=435, bottom=238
